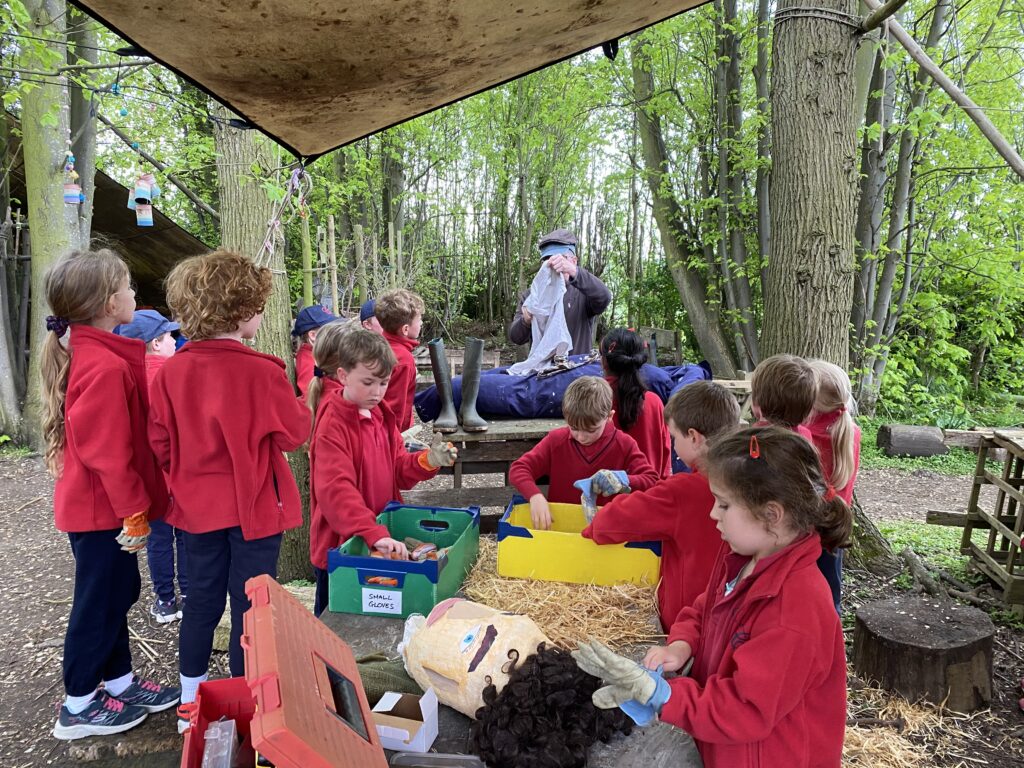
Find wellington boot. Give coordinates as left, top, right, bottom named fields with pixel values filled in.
left=428, top=338, right=459, bottom=433
left=459, top=337, right=488, bottom=432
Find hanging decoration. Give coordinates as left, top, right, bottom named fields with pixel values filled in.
left=63, top=150, right=83, bottom=205
left=127, top=170, right=160, bottom=227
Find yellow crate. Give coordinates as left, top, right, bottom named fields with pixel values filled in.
left=496, top=498, right=661, bottom=586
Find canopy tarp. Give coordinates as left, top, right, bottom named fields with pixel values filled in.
left=70, top=0, right=706, bottom=159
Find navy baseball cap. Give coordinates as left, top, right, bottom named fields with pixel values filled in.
left=115, top=310, right=179, bottom=343
left=359, top=299, right=376, bottom=323
left=292, top=305, right=338, bottom=336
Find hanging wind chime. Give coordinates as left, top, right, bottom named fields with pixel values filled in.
left=63, top=150, right=83, bottom=205
left=127, top=170, right=160, bottom=227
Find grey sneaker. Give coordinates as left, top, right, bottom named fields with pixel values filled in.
left=53, top=690, right=148, bottom=740
left=151, top=598, right=180, bottom=624
left=111, top=676, right=180, bottom=713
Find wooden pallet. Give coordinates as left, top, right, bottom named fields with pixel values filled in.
left=960, top=430, right=1024, bottom=606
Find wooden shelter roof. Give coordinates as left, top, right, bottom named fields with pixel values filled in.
left=69, top=0, right=707, bottom=159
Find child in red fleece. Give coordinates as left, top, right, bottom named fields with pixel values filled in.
left=750, top=353, right=816, bottom=441
left=574, top=427, right=849, bottom=768
left=149, top=250, right=312, bottom=732
left=43, top=250, right=178, bottom=740
left=308, top=325, right=458, bottom=616
left=115, top=310, right=187, bottom=624
left=600, top=328, right=672, bottom=478
left=583, top=381, right=740, bottom=630
left=510, top=376, right=659, bottom=530
left=291, top=305, right=338, bottom=399
left=376, top=288, right=425, bottom=431
left=806, top=359, right=862, bottom=612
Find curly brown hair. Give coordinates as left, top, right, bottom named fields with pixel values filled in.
left=374, top=288, right=424, bottom=334
left=164, top=250, right=271, bottom=340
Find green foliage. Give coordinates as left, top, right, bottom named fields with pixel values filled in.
left=876, top=520, right=983, bottom=585
left=0, top=434, right=32, bottom=458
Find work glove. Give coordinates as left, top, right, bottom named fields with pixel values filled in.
left=574, top=470, right=631, bottom=522
left=571, top=639, right=671, bottom=726
left=116, top=511, right=150, bottom=553
left=421, top=432, right=458, bottom=469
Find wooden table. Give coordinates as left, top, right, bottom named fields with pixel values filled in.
left=403, top=418, right=563, bottom=525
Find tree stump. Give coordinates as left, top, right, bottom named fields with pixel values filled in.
left=853, top=595, right=994, bottom=712
left=876, top=424, right=948, bottom=457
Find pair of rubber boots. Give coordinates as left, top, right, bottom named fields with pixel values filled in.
left=429, top=337, right=487, bottom=433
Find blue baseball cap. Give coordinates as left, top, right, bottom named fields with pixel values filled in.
left=359, top=299, right=376, bottom=323
left=537, top=228, right=578, bottom=260
left=115, top=310, right=179, bottom=343
left=292, top=305, right=338, bottom=336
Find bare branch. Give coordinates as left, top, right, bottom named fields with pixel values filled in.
left=860, top=0, right=913, bottom=32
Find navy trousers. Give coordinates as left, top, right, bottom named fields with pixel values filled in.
left=313, top=566, right=329, bottom=618
left=146, top=518, right=189, bottom=602
left=817, top=548, right=844, bottom=614
left=179, top=527, right=281, bottom=678
left=64, top=530, right=141, bottom=697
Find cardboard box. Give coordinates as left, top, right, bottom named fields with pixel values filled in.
left=371, top=688, right=438, bottom=753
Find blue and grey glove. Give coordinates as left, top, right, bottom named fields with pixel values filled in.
left=571, top=639, right=672, bottom=727
left=574, top=470, right=631, bottom=523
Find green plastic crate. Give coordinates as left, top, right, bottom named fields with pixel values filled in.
left=326, top=502, right=480, bottom=618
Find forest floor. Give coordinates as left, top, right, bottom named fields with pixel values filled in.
left=1, top=451, right=1022, bottom=767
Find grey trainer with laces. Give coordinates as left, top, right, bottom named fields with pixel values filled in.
left=53, top=690, right=148, bottom=740
left=111, top=676, right=180, bottom=713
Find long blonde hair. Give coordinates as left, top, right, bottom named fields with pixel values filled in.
left=810, top=360, right=858, bottom=492
left=42, top=249, right=130, bottom=476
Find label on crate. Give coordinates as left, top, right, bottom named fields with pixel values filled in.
left=362, top=588, right=403, bottom=615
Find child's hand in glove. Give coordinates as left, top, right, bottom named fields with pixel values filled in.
left=573, top=470, right=631, bottom=522
left=420, top=433, right=458, bottom=469
left=116, top=511, right=150, bottom=553
left=571, top=639, right=671, bottom=726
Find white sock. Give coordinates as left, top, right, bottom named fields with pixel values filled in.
left=65, top=691, right=97, bottom=714
left=180, top=672, right=208, bottom=705
left=103, top=672, right=134, bottom=697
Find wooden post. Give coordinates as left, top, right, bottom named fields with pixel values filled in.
left=300, top=213, right=314, bottom=306
left=327, top=214, right=339, bottom=315
left=353, top=223, right=367, bottom=302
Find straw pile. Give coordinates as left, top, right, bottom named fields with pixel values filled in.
left=843, top=677, right=1020, bottom=766
left=463, top=537, right=662, bottom=651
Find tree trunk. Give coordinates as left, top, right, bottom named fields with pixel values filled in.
left=211, top=103, right=310, bottom=583
left=631, top=38, right=738, bottom=378
left=67, top=8, right=97, bottom=246
left=0, top=216, right=24, bottom=437
left=754, top=0, right=772, bottom=293
left=22, top=0, right=85, bottom=447
left=853, top=595, right=994, bottom=712
left=760, top=0, right=860, bottom=366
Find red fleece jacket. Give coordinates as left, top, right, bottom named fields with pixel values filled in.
left=806, top=410, right=861, bottom=505
left=509, top=422, right=659, bottom=504
left=611, top=386, right=672, bottom=479
left=308, top=392, right=436, bottom=569
left=582, top=470, right=725, bottom=631
left=148, top=339, right=311, bottom=540
left=661, top=532, right=846, bottom=768
left=294, top=343, right=314, bottom=400
left=54, top=325, right=168, bottom=532
left=381, top=331, right=418, bottom=431
left=144, top=353, right=167, bottom=389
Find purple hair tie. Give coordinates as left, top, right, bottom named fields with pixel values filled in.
left=313, top=365, right=325, bottom=379
left=46, top=315, right=70, bottom=336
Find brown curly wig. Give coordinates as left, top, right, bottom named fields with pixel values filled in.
left=472, top=644, right=633, bottom=768
left=164, top=250, right=272, bottom=340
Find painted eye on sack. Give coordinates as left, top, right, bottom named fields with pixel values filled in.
left=460, top=625, right=481, bottom=653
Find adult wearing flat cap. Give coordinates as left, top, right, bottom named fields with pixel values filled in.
left=508, top=228, right=611, bottom=356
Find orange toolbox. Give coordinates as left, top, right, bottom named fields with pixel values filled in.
left=181, top=574, right=388, bottom=768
